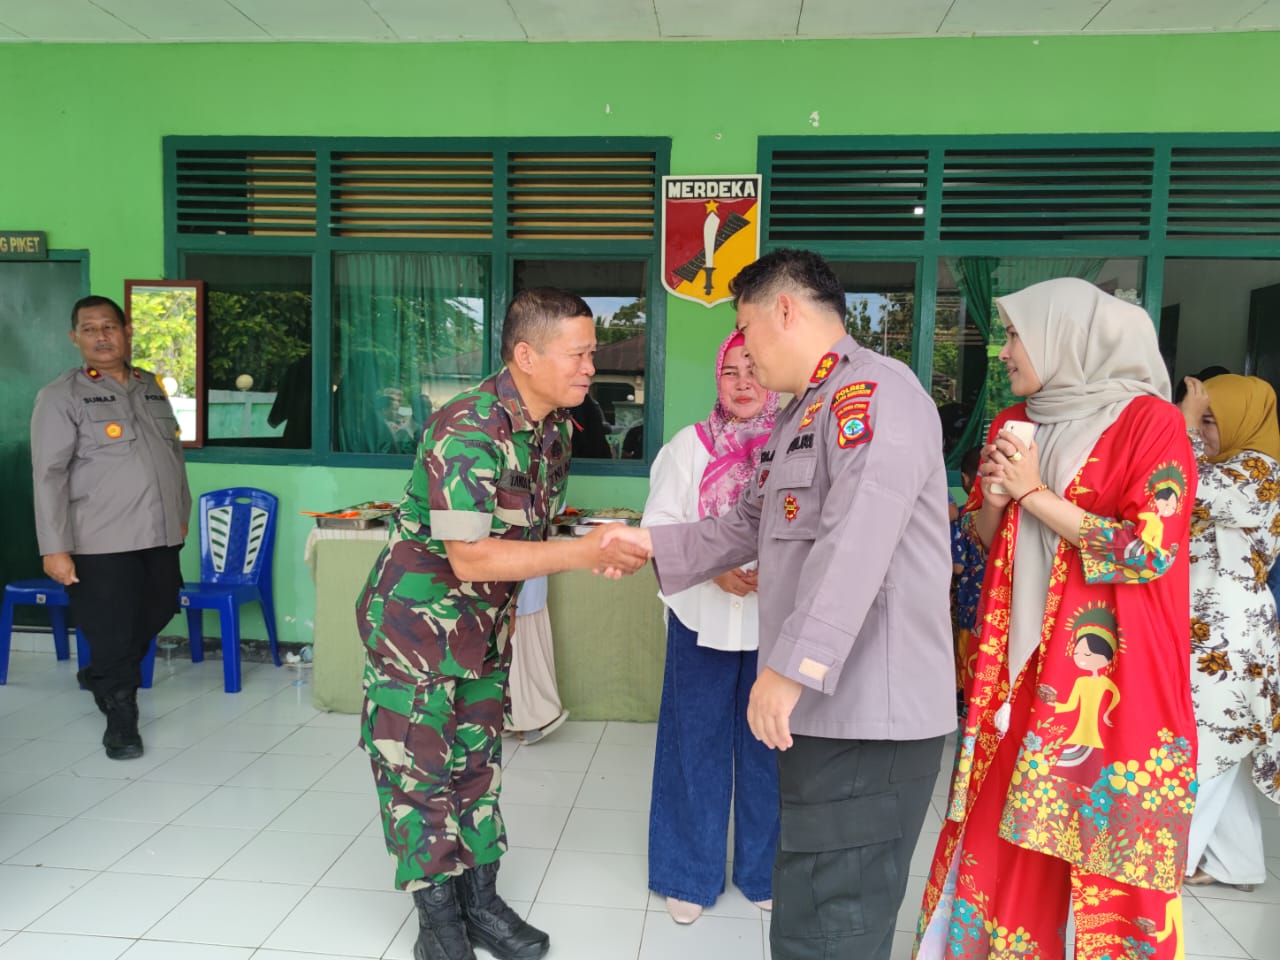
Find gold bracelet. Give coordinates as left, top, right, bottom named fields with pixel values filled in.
left=1015, top=483, right=1049, bottom=505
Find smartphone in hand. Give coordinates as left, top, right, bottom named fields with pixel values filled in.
left=989, top=419, right=1035, bottom=496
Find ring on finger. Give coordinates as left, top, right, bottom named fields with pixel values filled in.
left=1009, top=451, right=1024, bottom=463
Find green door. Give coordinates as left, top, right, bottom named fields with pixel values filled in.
left=0, top=258, right=87, bottom=612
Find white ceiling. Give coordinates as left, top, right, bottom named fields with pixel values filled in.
left=0, top=0, right=1276, bottom=43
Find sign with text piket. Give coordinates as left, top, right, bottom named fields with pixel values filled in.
left=661, top=175, right=761, bottom=308
left=0, top=231, right=47, bottom=260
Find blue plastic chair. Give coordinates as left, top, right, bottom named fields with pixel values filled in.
left=0, top=578, right=72, bottom=684
left=180, top=487, right=281, bottom=693
left=74, top=630, right=158, bottom=689
left=1, top=578, right=161, bottom=688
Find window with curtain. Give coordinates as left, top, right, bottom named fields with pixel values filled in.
left=332, top=252, right=488, bottom=454
left=512, top=259, right=649, bottom=461
left=936, top=257, right=1145, bottom=463
left=828, top=261, right=917, bottom=368
left=182, top=253, right=314, bottom=448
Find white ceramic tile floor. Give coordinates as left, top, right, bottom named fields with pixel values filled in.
left=1, top=642, right=1278, bottom=958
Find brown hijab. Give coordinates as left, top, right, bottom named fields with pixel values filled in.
left=1203, top=374, right=1280, bottom=464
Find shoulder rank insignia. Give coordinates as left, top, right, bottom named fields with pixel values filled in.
left=833, top=381, right=877, bottom=449
left=799, top=397, right=824, bottom=429
left=810, top=352, right=838, bottom=384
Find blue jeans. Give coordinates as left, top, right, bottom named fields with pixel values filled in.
left=648, top=612, right=780, bottom=905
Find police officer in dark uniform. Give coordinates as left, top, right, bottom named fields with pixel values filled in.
left=31, top=295, right=191, bottom=760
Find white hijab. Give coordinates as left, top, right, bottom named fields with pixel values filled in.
left=998, top=278, right=1170, bottom=686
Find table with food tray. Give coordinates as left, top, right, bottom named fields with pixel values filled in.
left=305, top=507, right=668, bottom=720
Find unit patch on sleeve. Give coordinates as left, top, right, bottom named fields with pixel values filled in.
left=832, top=381, right=877, bottom=450
left=798, top=396, right=824, bottom=429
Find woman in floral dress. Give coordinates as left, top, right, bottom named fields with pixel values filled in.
left=915, top=278, right=1198, bottom=960
left=1178, top=373, right=1280, bottom=892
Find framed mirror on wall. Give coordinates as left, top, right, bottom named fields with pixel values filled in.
left=124, top=279, right=206, bottom=446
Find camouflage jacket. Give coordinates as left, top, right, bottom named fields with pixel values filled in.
left=357, top=367, right=571, bottom=712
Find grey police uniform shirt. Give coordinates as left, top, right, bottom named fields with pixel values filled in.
left=649, top=335, right=957, bottom=742
left=31, top=365, right=192, bottom=557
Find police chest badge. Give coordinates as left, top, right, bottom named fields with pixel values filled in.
left=832, top=381, right=877, bottom=449
left=783, top=493, right=800, bottom=522
left=661, top=175, right=762, bottom=308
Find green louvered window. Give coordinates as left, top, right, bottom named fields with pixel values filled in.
left=1166, top=145, right=1280, bottom=239
left=165, top=136, right=668, bottom=472
left=938, top=146, right=1154, bottom=241
left=506, top=152, right=659, bottom=241
left=174, top=150, right=318, bottom=236
left=762, top=135, right=1280, bottom=248
left=760, top=133, right=1280, bottom=476
left=330, top=152, right=495, bottom=238
left=767, top=148, right=930, bottom=242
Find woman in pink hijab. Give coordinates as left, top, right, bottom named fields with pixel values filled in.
left=641, top=330, right=781, bottom=924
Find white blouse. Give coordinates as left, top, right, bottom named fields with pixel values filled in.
left=641, top=424, right=760, bottom=652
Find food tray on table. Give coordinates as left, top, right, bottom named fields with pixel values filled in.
left=551, top=506, right=643, bottom=537
left=303, top=501, right=396, bottom=529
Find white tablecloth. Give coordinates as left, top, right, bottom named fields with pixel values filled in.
left=303, top=525, right=389, bottom=571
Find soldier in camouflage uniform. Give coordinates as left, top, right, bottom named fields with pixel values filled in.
left=356, top=287, right=649, bottom=960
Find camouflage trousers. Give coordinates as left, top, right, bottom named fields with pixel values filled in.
left=361, top=669, right=508, bottom=891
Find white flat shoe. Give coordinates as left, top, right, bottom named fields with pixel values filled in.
left=665, top=897, right=703, bottom=924
left=517, top=709, right=569, bottom=745
left=753, top=899, right=773, bottom=911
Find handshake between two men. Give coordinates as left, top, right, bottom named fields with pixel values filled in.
left=586, top=523, right=654, bottom=579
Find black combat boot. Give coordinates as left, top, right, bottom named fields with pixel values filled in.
left=101, top=688, right=143, bottom=761
left=458, top=862, right=550, bottom=960
left=411, top=881, right=477, bottom=960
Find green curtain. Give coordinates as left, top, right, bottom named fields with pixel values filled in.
left=946, top=256, right=999, bottom=465
left=333, top=253, right=487, bottom=454
left=945, top=257, right=1107, bottom=464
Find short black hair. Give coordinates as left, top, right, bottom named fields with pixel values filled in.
left=960, top=445, right=983, bottom=478
left=71, top=295, right=126, bottom=329
left=501, top=288, right=593, bottom=363
left=1154, top=487, right=1178, bottom=503
left=1078, top=632, right=1116, bottom=662
left=729, top=248, right=846, bottom=322
left=1173, top=365, right=1231, bottom=403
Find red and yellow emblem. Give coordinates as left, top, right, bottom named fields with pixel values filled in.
left=810, top=353, right=838, bottom=384
left=799, top=397, right=824, bottom=429
left=104, top=422, right=123, bottom=439
left=783, top=493, right=800, bottom=522
left=661, top=175, right=761, bottom=308
left=833, top=381, right=876, bottom=449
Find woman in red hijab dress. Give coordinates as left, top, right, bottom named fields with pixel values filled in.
left=915, top=279, right=1198, bottom=960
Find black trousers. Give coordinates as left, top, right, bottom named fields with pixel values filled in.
left=770, top=734, right=945, bottom=960
left=68, top=546, right=182, bottom=696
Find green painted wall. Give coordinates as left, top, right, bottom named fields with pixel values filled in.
left=3, top=33, right=1278, bottom=642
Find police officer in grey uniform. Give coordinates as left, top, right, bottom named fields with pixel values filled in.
left=31, top=295, right=191, bottom=760
left=603, top=250, right=956, bottom=960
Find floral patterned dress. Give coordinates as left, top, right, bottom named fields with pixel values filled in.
left=1188, top=438, right=1280, bottom=800
left=915, top=398, right=1198, bottom=960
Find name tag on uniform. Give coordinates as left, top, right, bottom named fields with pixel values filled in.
left=496, top=469, right=532, bottom=493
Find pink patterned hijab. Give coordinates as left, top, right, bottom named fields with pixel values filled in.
left=694, top=331, right=779, bottom=518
